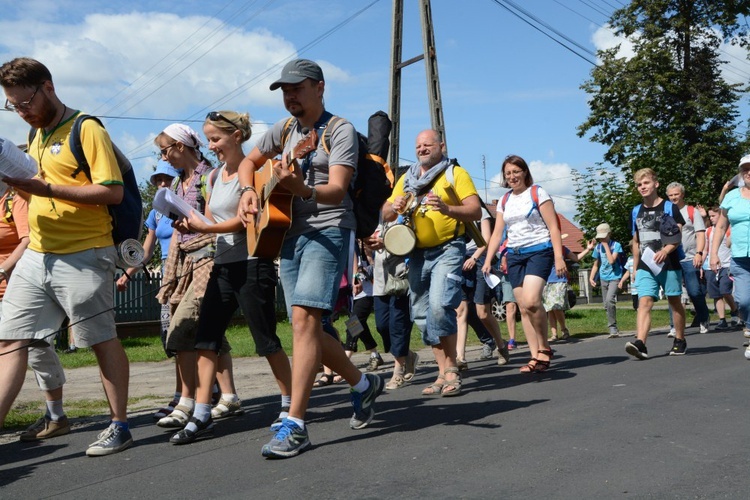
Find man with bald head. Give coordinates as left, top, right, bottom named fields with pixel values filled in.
left=383, top=129, right=481, bottom=397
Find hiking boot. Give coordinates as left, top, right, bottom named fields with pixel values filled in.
left=507, top=339, right=517, bottom=350
left=497, top=343, right=510, bottom=366
left=86, top=423, right=133, bottom=457
left=669, top=338, right=687, bottom=356
left=349, top=373, right=384, bottom=430
left=480, top=343, right=494, bottom=360
left=699, top=322, right=709, bottom=334
left=403, top=351, right=419, bottom=381
left=366, top=354, right=384, bottom=372
left=261, top=419, right=310, bottom=459
left=270, top=407, right=290, bottom=432
left=156, top=404, right=192, bottom=428
left=667, top=328, right=676, bottom=338
left=385, top=374, right=406, bottom=390
left=170, top=416, right=214, bottom=445
left=211, top=398, right=244, bottom=419
left=625, top=339, right=649, bottom=360
left=715, top=319, right=730, bottom=331
left=19, top=415, right=71, bottom=442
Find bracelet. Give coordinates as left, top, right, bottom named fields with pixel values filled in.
left=46, top=182, right=52, bottom=198
left=240, top=185, right=257, bottom=195
left=696, top=251, right=703, bottom=256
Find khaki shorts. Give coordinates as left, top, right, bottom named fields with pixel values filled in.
left=0, top=248, right=117, bottom=348
left=166, top=281, right=230, bottom=354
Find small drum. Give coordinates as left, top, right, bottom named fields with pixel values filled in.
left=383, top=223, right=416, bottom=256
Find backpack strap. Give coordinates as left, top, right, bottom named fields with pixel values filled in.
left=631, top=204, right=641, bottom=236
left=68, top=113, right=98, bottom=182
left=279, top=117, right=296, bottom=149
left=500, top=191, right=512, bottom=212
left=320, top=115, right=343, bottom=155
left=687, top=205, right=694, bottom=224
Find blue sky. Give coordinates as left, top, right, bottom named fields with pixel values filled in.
left=1, top=0, right=749, bottom=222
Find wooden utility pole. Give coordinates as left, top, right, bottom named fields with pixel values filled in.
left=389, top=0, right=446, bottom=169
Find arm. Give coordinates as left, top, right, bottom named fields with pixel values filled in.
left=0, top=236, right=29, bottom=282
left=718, top=180, right=735, bottom=204
left=425, top=192, right=482, bottom=223
left=3, top=177, right=123, bottom=205
left=238, top=146, right=269, bottom=222
left=693, top=230, right=706, bottom=268
left=481, top=214, right=506, bottom=276
left=710, top=209, right=729, bottom=272
left=574, top=239, right=595, bottom=262
left=538, top=200, right=566, bottom=278
left=618, top=269, right=630, bottom=289
left=589, top=258, right=600, bottom=287
left=601, top=240, right=617, bottom=264
left=116, top=229, right=157, bottom=291
left=465, top=218, right=492, bottom=270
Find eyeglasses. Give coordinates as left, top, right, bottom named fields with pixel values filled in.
left=742, top=168, right=750, bottom=176
left=160, top=144, right=177, bottom=158
left=206, top=111, right=238, bottom=130
left=4, top=86, right=41, bottom=112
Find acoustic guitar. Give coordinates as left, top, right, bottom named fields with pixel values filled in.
left=247, top=130, right=318, bottom=259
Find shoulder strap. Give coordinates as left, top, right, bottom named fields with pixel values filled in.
left=631, top=204, right=642, bottom=235
left=687, top=205, right=694, bottom=224
left=68, top=113, right=100, bottom=182
left=500, top=191, right=512, bottom=211
left=530, top=184, right=540, bottom=209
left=279, top=117, right=296, bottom=149
left=320, top=115, right=342, bottom=155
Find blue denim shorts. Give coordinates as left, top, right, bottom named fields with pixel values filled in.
left=408, top=238, right=465, bottom=345
left=279, top=227, right=351, bottom=315
left=635, top=267, right=683, bottom=299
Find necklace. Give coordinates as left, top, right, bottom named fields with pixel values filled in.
left=36, top=105, right=68, bottom=179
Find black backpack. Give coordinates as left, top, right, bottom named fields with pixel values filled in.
left=281, top=111, right=394, bottom=239
left=29, top=114, right=143, bottom=244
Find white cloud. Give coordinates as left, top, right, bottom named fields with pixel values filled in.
left=592, top=24, right=636, bottom=61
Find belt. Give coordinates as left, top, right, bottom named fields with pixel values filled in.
left=507, top=241, right=552, bottom=255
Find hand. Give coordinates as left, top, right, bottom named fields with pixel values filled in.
left=363, top=235, right=384, bottom=251
left=463, top=258, right=476, bottom=271
left=589, top=278, right=597, bottom=288
left=172, top=218, right=191, bottom=234
left=617, top=279, right=625, bottom=290
left=116, top=270, right=135, bottom=291
left=481, top=260, right=492, bottom=276
left=653, top=249, right=668, bottom=264
left=710, top=256, right=720, bottom=273
left=185, top=210, right=209, bottom=233
left=391, top=195, right=408, bottom=215
left=425, top=193, right=449, bottom=215
left=586, top=239, right=596, bottom=250
left=353, top=281, right=363, bottom=295
left=692, top=253, right=702, bottom=268
left=555, top=257, right=568, bottom=278
left=273, top=159, right=305, bottom=196
left=3, top=176, right=49, bottom=197
left=239, top=189, right=259, bottom=225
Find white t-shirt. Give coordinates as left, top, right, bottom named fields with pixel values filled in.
left=465, top=207, right=493, bottom=255
left=498, top=185, right=552, bottom=249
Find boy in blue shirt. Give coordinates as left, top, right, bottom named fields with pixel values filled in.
left=589, top=223, right=624, bottom=338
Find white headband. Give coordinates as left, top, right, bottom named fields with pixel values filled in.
left=163, top=123, right=203, bottom=149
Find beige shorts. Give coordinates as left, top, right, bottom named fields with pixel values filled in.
left=166, top=281, right=230, bottom=354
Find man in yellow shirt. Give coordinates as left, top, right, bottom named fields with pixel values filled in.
left=383, top=129, right=481, bottom=397
left=0, top=57, right=131, bottom=456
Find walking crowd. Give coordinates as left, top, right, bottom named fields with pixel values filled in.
left=0, top=56, right=749, bottom=461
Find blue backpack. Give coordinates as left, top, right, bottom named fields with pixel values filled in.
left=631, top=200, right=685, bottom=260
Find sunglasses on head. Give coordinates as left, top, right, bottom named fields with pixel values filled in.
left=206, top=111, right=238, bottom=130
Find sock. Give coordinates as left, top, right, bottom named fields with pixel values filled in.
left=112, top=420, right=129, bottom=431
left=183, top=403, right=211, bottom=433
left=220, top=393, right=238, bottom=404
left=352, top=373, right=370, bottom=393
left=370, top=352, right=379, bottom=358
left=46, top=399, right=65, bottom=421
left=281, top=395, right=291, bottom=409
left=178, top=397, right=195, bottom=412
left=173, top=392, right=181, bottom=402
left=287, top=416, right=305, bottom=430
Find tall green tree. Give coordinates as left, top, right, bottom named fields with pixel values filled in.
left=577, top=0, right=750, bottom=231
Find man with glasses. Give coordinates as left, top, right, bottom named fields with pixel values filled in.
left=0, top=57, right=132, bottom=456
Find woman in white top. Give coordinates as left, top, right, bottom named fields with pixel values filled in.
left=483, top=155, right=565, bottom=373
left=169, top=111, right=292, bottom=444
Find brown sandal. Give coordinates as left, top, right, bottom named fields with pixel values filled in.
left=441, top=367, right=462, bottom=397
left=313, top=373, right=334, bottom=387
left=421, top=375, right=445, bottom=396
left=519, top=358, right=538, bottom=373
left=534, top=349, right=554, bottom=373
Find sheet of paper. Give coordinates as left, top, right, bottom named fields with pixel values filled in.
left=0, top=137, right=38, bottom=179
left=640, top=247, right=663, bottom=276
left=152, top=188, right=213, bottom=225
left=484, top=270, right=501, bottom=289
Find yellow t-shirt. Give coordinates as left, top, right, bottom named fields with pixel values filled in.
left=27, top=113, right=123, bottom=254
left=389, top=165, right=478, bottom=248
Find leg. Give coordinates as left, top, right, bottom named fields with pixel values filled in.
left=215, top=352, right=236, bottom=396
left=90, top=338, right=130, bottom=422
left=0, top=340, right=30, bottom=427
left=601, top=279, right=619, bottom=334
left=195, top=349, right=218, bottom=405
left=681, top=261, right=710, bottom=323
left=667, top=295, right=686, bottom=340
left=455, top=300, right=468, bottom=362
left=636, top=296, right=655, bottom=342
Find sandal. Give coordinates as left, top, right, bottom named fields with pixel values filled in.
left=519, top=358, right=538, bottom=374
left=421, top=375, right=445, bottom=396
left=534, top=349, right=554, bottom=373
left=313, top=373, right=334, bottom=387
left=441, top=367, right=462, bottom=397
left=333, top=375, right=345, bottom=384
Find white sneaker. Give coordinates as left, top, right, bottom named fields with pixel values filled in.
left=667, top=328, right=676, bottom=338
left=699, top=322, right=709, bottom=334
left=744, top=346, right=750, bottom=360
left=744, top=329, right=750, bottom=339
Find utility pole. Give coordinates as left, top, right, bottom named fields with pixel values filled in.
left=482, top=155, right=487, bottom=202
left=389, top=0, right=446, bottom=170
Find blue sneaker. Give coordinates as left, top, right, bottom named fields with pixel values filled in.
left=86, top=423, right=133, bottom=457
left=349, top=373, right=384, bottom=429
left=261, top=419, right=310, bottom=459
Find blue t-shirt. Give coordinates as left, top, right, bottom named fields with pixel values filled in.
left=720, top=188, right=750, bottom=258
left=546, top=246, right=572, bottom=283
left=145, top=208, right=174, bottom=260
left=592, top=240, right=624, bottom=281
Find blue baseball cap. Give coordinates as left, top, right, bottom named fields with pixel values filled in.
left=150, top=162, right=180, bottom=186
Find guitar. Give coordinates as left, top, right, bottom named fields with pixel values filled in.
left=247, top=130, right=318, bottom=259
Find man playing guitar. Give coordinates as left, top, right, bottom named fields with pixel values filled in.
left=238, top=59, right=384, bottom=459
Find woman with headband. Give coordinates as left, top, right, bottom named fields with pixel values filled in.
left=167, top=111, right=292, bottom=444
left=152, top=123, right=237, bottom=431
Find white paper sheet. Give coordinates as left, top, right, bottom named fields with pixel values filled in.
left=0, top=137, right=38, bottom=180
left=484, top=270, right=501, bottom=289
left=640, top=247, right=664, bottom=275
left=152, top=187, right=213, bottom=225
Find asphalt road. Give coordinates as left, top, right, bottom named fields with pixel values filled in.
left=1, top=325, right=749, bottom=499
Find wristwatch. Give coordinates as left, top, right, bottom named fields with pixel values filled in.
left=303, top=186, right=317, bottom=203
left=696, top=251, right=703, bottom=256
left=0, top=268, right=6, bottom=279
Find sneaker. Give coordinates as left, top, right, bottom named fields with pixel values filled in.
left=667, top=328, right=676, bottom=338
left=349, top=373, right=384, bottom=430
left=480, top=343, right=494, bottom=360
left=63, top=346, right=77, bottom=354
left=699, top=322, right=709, bottom=334
left=86, top=423, right=133, bottom=457
left=211, top=398, right=244, bottom=419
left=385, top=374, right=406, bottom=390
left=19, top=415, right=71, bottom=442
left=261, top=419, right=311, bottom=459
left=156, top=404, right=192, bottom=428
left=625, top=339, right=649, bottom=360
left=608, top=331, right=621, bottom=339
left=669, top=338, right=687, bottom=356
left=456, top=358, right=469, bottom=371
left=366, top=353, right=384, bottom=372
left=507, top=339, right=517, bottom=350
left=153, top=399, right=178, bottom=420
left=715, top=319, right=730, bottom=331
left=169, top=416, right=214, bottom=445
left=403, top=351, right=419, bottom=381
left=731, top=312, right=740, bottom=326
left=270, top=406, right=290, bottom=432
left=745, top=346, right=750, bottom=360
left=497, top=343, right=510, bottom=366
left=561, top=329, right=571, bottom=341
left=744, top=328, right=750, bottom=339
